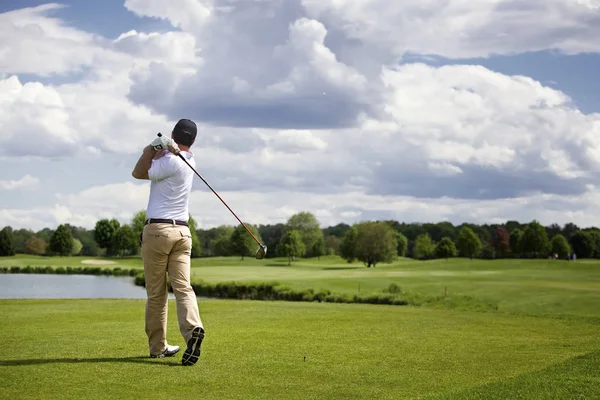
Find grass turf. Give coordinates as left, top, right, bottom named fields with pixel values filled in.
left=1, top=299, right=599, bottom=399
left=3, top=255, right=600, bottom=317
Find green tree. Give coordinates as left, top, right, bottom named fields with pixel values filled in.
left=435, top=237, right=457, bottom=259
left=71, top=238, right=83, bottom=256
left=187, top=215, right=202, bottom=258
left=396, top=232, right=408, bottom=257
left=0, top=227, right=16, bottom=256
left=550, top=234, right=571, bottom=259
left=509, top=228, right=523, bottom=256
left=94, top=218, right=120, bottom=254
left=312, top=236, right=326, bottom=260
left=413, top=233, right=436, bottom=260
left=230, top=223, right=261, bottom=260
left=24, top=236, right=46, bottom=255
left=340, top=226, right=358, bottom=263
left=456, top=226, right=482, bottom=259
left=587, top=231, right=600, bottom=259
left=213, top=236, right=232, bottom=256
left=284, top=212, right=324, bottom=257
left=111, top=225, right=139, bottom=257
left=131, top=210, right=146, bottom=241
left=353, top=221, right=398, bottom=268
left=324, top=235, right=341, bottom=255
left=570, top=231, right=595, bottom=258
left=48, top=224, right=74, bottom=256
left=277, top=230, right=305, bottom=266
left=519, top=220, right=549, bottom=258
left=491, top=226, right=510, bottom=257
left=11, top=228, right=34, bottom=254
left=200, top=225, right=235, bottom=256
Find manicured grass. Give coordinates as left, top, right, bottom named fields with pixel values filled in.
left=1, top=299, right=599, bottom=400
left=0, top=254, right=142, bottom=269
left=3, top=255, right=600, bottom=317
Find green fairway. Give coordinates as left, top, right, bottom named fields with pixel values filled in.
left=1, top=299, right=599, bottom=400
left=3, top=255, right=600, bottom=317
left=0, top=254, right=142, bottom=269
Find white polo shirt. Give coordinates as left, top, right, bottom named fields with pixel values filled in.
left=146, top=150, right=195, bottom=221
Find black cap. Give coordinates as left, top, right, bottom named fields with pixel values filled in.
left=172, top=119, right=197, bottom=146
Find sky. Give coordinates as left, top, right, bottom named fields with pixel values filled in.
left=1, top=0, right=600, bottom=232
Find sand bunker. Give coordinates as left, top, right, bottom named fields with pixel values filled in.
left=81, top=259, right=117, bottom=265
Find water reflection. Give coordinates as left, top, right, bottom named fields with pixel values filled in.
left=0, top=274, right=176, bottom=299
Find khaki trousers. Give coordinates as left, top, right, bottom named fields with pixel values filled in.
left=141, top=222, right=203, bottom=355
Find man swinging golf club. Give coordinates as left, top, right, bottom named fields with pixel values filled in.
left=131, top=118, right=204, bottom=366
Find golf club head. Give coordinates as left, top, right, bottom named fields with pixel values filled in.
left=255, top=244, right=267, bottom=260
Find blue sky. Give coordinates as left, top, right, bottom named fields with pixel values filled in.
left=2, top=0, right=600, bottom=231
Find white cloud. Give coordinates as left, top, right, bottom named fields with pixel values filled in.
left=0, top=4, right=103, bottom=76
left=0, top=174, right=39, bottom=191
left=5, top=180, right=600, bottom=232
left=113, top=30, right=201, bottom=67
left=302, top=0, right=600, bottom=59
left=124, top=0, right=213, bottom=32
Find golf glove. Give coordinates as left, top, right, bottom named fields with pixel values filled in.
left=151, top=135, right=180, bottom=154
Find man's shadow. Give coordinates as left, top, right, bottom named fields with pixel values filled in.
left=0, top=356, right=181, bottom=367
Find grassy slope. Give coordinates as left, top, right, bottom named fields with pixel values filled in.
left=1, top=299, right=599, bottom=400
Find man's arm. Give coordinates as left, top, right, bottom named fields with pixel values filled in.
left=131, top=145, right=158, bottom=180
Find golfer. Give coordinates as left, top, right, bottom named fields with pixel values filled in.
left=131, top=118, right=204, bottom=366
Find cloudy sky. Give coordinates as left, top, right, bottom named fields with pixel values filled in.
left=2, top=0, right=600, bottom=232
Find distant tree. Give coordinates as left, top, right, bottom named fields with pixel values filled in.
left=111, top=225, right=138, bottom=257
left=257, top=223, right=286, bottom=258
left=48, top=224, right=74, bottom=256
left=491, top=226, right=510, bottom=257
left=71, top=238, right=83, bottom=256
left=230, top=223, right=262, bottom=260
left=546, top=223, right=562, bottom=240
left=423, top=222, right=457, bottom=242
left=0, top=227, right=16, bottom=256
left=24, top=236, right=47, bottom=255
left=413, top=233, right=436, bottom=260
left=188, top=215, right=202, bottom=258
left=456, top=226, right=482, bottom=260
left=396, top=232, right=408, bottom=257
left=10, top=228, right=34, bottom=254
left=519, top=220, right=549, bottom=258
left=131, top=210, right=146, bottom=241
left=340, top=226, right=358, bottom=263
left=94, top=218, right=120, bottom=254
left=589, top=231, right=600, bottom=259
left=36, top=228, right=53, bottom=244
left=213, top=236, right=232, bottom=256
left=200, top=225, right=235, bottom=256
left=570, top=231, right=595, bottom=258
left=353, top=221, right=398, bottom=267
left=562, top=223, right=580, bottom=240
left=322, top=223, right=351, bottom=238
left=505, top=220, right=522, bottom=234
left=550, top=234, right=571, bottom=259
left=284, top=212, right=324, bottom=257
left=324, top=235, right=341, bottom=255
left=277, top=230, right=305, bottom=266
left=312, top=236, right=326, bottom=260
left=435, top=237, right=457, bottom=259
left=480, top=243, right=496, bottom=260
left=509, top=228, right=523, bottom=256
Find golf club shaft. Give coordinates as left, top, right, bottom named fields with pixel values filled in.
left=177, top=153, right=262, bottom=247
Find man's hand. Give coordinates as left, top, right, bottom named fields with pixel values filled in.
left=151, top=135, right=180, bottom=155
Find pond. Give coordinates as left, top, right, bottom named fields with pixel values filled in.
left=0, top=274, right=176, bottom=300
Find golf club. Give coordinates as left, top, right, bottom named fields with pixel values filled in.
left=156, top=133, right=267, bottom=259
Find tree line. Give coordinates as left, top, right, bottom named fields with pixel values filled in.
left=1, top=212, right=599, bottom=265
